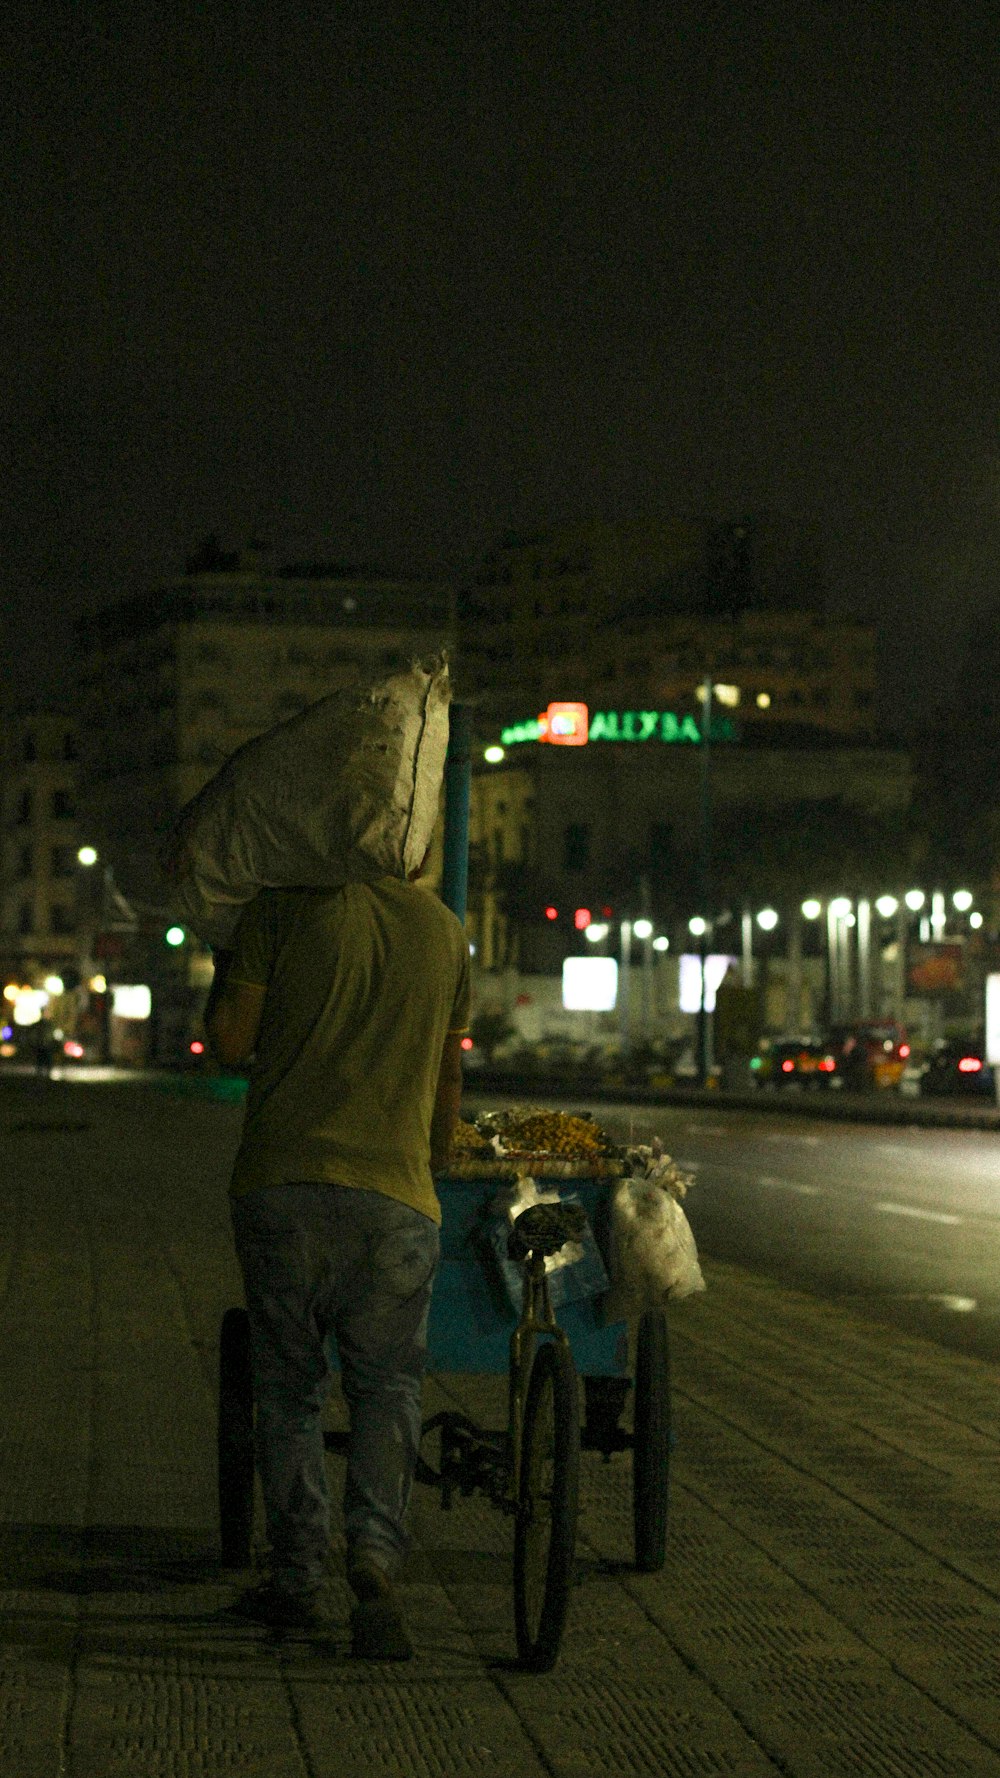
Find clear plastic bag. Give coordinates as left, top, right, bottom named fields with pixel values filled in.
left=487, top=1176, right=610, bottom=1313
left=607, top=1174, right=706, bottom=1313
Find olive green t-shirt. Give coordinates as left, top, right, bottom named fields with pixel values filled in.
left=226, top=881, right=471, bottom=1224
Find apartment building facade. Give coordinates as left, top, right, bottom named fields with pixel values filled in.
left=457, top=517, right=876, bottom=745
left=0, top=710, right=82, bottom=980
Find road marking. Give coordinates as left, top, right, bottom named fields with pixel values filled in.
left=764, top=1132, right=822, bottom=1146
left=756, top=1175, right=822, bottom=1196
left=875, top=1201, right=962, bottom=1225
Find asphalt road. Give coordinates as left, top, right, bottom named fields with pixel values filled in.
left=467, top=1090, right=1000, bottom=1365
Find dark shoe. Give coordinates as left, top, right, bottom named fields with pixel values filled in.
left=350, top=1596, right=414, bottom=1661
left=230, top=1581, right=326, bottom=1631
left=346, top=1553, right=393, bottom=1604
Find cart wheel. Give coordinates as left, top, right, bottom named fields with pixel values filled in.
left=218, top=1307, right=254, bottom=1569
left=513, top=1339, right=580, bottom=1673
left=633, top=1309, right=670, bottom=1572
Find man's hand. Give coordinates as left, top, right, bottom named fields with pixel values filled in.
left=204, top=953, right=267, bottom=1067
left=430, top=1031, right=465, bottom=1175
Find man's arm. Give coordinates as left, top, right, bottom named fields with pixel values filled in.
left=430, top=1031, right=465, bottom=1175
left=204, top=951, right=267, bottom=1068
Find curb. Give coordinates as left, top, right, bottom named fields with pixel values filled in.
left=464, top=1072, right=1000, bottom=1131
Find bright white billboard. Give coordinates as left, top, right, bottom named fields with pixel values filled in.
left=112, top=984, right=152, bottom=1021
left=562, top=956, right=619, bottom=1011
left=985, top=974, right=1000, bottom=1066
left=678, top=953, right=738, bottom=1015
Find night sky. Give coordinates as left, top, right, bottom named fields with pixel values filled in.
left=5, top=2, right=1000, bottom=728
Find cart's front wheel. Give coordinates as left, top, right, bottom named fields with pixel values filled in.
left=513, top=1339, right=580, bottom=1672
left=218, top=1307, right=254, bottom=1569
left=633, top=1309, right=670, bottom=1571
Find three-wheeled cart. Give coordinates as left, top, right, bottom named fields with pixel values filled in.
left=218, top=1159, right=670, bottom=1672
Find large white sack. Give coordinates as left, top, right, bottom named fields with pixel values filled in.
left=160, top=655, right=451, bottom=948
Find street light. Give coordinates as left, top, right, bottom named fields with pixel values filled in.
left=829, top=896, right=852, bottom=919
left=756, top=907, right=779, bottom=932
left=633, top=918, right=653, bottom=940
left=689, top=916, right=708, bottom=937
left=801, top=898, right=822, bottom=920
left=953, top=890, right=973, bottom=912
left=653, top=935, right=669, bottom=953
left=904, top=889, right=925, bottom=911
left=584, top=923, right=608, bottom=943
left=970, top=911, right=984, bottom=930
left=875, top=895, right=898, bottom=918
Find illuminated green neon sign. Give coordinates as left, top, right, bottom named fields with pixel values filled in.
left=499, top=710, right=736, bottom=746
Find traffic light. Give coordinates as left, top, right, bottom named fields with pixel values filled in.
left=544, top=906, right=558, bottom=922
left=574, top=908, right=591, bottom=931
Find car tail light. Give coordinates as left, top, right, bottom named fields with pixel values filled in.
left=818, top=1057, right=836, bottom=1072
left=958, top=1056, right=982, bottom=1073
left=63, top=1040, right=85, bottom=1059
left=898, top=1043, right=910, bottom=1058
left=781, top=1059, right=795, bottom=1072
left=189, top=1040, right=205, bottom=1056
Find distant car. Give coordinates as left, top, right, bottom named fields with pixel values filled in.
left=755, top=1038, right=839, bottom=1089
left=918, top=1036, right=995, bottom=1098
left=825, top=1021, right=910, bottom=1091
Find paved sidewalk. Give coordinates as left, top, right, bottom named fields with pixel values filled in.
left=0, top=1076, right=998, bottom=1775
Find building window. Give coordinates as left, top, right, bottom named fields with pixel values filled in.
left=50, top=903, right=75, bottom=934
left=22, top=733, right=37, bottom=763
left=51, top=789, right=76, bottom=819
left=563, top=823, right=590, bottom=872
left=16, top=790, right=32, bottom=824
left=648, top=822, right=674, bottom=879
left=18, top=903, right=33, bottom=935
left=51, top=844, right=76, bottom=877
left=62, top=732, right=78, bottom=761
left=17, top=845, right=32, bottom=878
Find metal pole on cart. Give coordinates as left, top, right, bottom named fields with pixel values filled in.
left=441, top=703, right=472, bottom=923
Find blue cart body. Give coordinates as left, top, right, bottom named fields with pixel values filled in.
left=322, top=1173, right=628, bottom=1377
left=428, top=1174, right=628, bottom=1376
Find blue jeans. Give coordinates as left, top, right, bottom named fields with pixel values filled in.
left=230, top=1182, right=440, bottom=1597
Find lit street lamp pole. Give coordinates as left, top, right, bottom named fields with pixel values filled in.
left=697, top=677, right=713, bottom=1085
left=619, top=918, right=632, bottom=1061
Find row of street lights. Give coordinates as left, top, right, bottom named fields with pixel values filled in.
left=680, top=890, right=986, bottom=1029
left=570, top=885, right=988, bottom=1056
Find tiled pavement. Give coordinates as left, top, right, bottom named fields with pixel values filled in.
left=0, top=1075, right=998, bottom=1776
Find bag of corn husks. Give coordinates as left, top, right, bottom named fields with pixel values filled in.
left=160, top=655, right=451, bottom=948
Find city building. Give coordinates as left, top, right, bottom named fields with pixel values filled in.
left=456, top=516, right=876, bottom=744
left=0, top=709, right=82, bottom=979
left=467, top=715, right=913, bottom=978
left=70, top=543, right=455, bottom=1060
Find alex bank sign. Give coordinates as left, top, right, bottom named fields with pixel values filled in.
left=500, top=701, right=736, bottom=747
